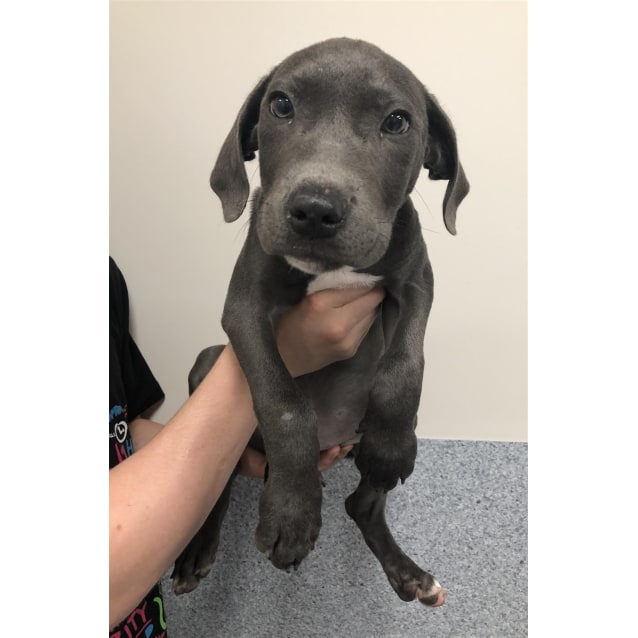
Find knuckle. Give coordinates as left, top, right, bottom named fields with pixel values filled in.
left=305, top=292, right=328, bottom=313
left=326, top=322, right=349, bottom=345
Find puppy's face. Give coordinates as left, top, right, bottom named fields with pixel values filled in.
left=210, top=38, right=468, bottom=259
left=254, top=40, right=428, bottom=272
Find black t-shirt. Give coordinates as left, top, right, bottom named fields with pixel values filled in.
left=109, top=257, right=168, bottom=638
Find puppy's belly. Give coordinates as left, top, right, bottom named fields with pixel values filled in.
left=298, top=370, right=371, bottom=450
left=315, top=402, right=366, bottom=450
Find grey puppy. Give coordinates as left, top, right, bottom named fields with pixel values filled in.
left=172, top=38, right=469, bottom=608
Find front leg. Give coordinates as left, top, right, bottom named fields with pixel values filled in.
left=231, top=328, right=323, bottom=570
left=223, top=259, right=322, bottom=570
left=255, top=459, right=322, bottom=570
left=246, top=373, right=322, bottom=570
left=356, top=279, right=432, bottom=492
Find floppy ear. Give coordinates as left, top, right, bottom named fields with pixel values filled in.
left=210, top=74, right=272, bottom=222
left=423, top=90, right=470, bottom=235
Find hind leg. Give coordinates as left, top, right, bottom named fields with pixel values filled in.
left=171, top=344, right=233, bottom=594
left=345, top=475, right=445, bottom=607
left=188, top=345, right=226, bottom=394
left=171, top=473, right=236, bottom=594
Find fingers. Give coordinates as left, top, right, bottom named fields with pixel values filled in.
left=348, top=310, right=379, bottom=352
left=329, top=288, right=384, bottom=357
left=309, top=285, right=385, bottom=310
left=338, top=287, right=385, bottom=326
left=318, top=446, right=340, bottom=471
left=238, top=447, right=268, bottom=478
left=306, top=286, right=384, bottom=344
left=242, top=444, right=353, bottom=478
left=318, top=445, right=353, bottom=472
left=339, top=444, right=354, bottom=460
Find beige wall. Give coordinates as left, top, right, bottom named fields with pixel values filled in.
left=110, top=0, right=527, bottom=441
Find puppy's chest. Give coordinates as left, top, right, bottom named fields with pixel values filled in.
left=282, top=260, right=385, bottom=449
left=305, top=266, right=382, bottom=295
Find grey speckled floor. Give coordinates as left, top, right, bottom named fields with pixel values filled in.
left=161, top=439, right=527, bottom=637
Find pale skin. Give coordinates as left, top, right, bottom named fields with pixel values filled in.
left=109, top=285, right=385, bottom=630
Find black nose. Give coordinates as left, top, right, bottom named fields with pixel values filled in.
left=287, top=192, right=346, bottom=239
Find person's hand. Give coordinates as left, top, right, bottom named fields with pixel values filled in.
left=275, top=286, right=385, bottom=378
left=238, top=444, right=354, bottom=478
left=239, top=286, right=382, bottom=478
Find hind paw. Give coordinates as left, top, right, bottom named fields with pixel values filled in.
left=385, top=557, right=446, bottom=608
left=171, top=557, right=214, bottom=595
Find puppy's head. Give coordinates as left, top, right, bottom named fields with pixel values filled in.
left=211, top=38, right=469, bottom=272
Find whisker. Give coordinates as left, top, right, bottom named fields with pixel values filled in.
left=412, top=186, right=440, bottom=234
left=405, top=280, right=427, bottom=295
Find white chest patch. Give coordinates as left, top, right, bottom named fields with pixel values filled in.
left=285, top=257, right=382, bottom=296
left=307, top=268, right=382, bottom=295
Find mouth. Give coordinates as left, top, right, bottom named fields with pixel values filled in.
left=280, top=235, right=353, bottom=273
left=282, top=229, right=386, bottom=274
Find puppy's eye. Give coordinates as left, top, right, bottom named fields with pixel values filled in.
left=382, top=111, right=411, bottom=134
left=269, top=93, right=294, bottom=119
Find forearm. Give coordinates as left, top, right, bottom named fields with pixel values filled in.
left=129, top=417, right=163, bottom=450
left=109, top=344, right=255, bottom=628
left=109, top=286, right=384, bottom=628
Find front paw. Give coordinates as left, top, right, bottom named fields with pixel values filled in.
left=355, top=429, right=417, bottom=492
left=255, top=476, right=322, bottom=570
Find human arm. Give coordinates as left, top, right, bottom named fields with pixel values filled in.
left=126, top=283, right=380, bottom=476
left=129, top=419, right=353, bottom=479
left=109, top=344, right=254, bottom=629
left=109, top=285, right=383, bottom=628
